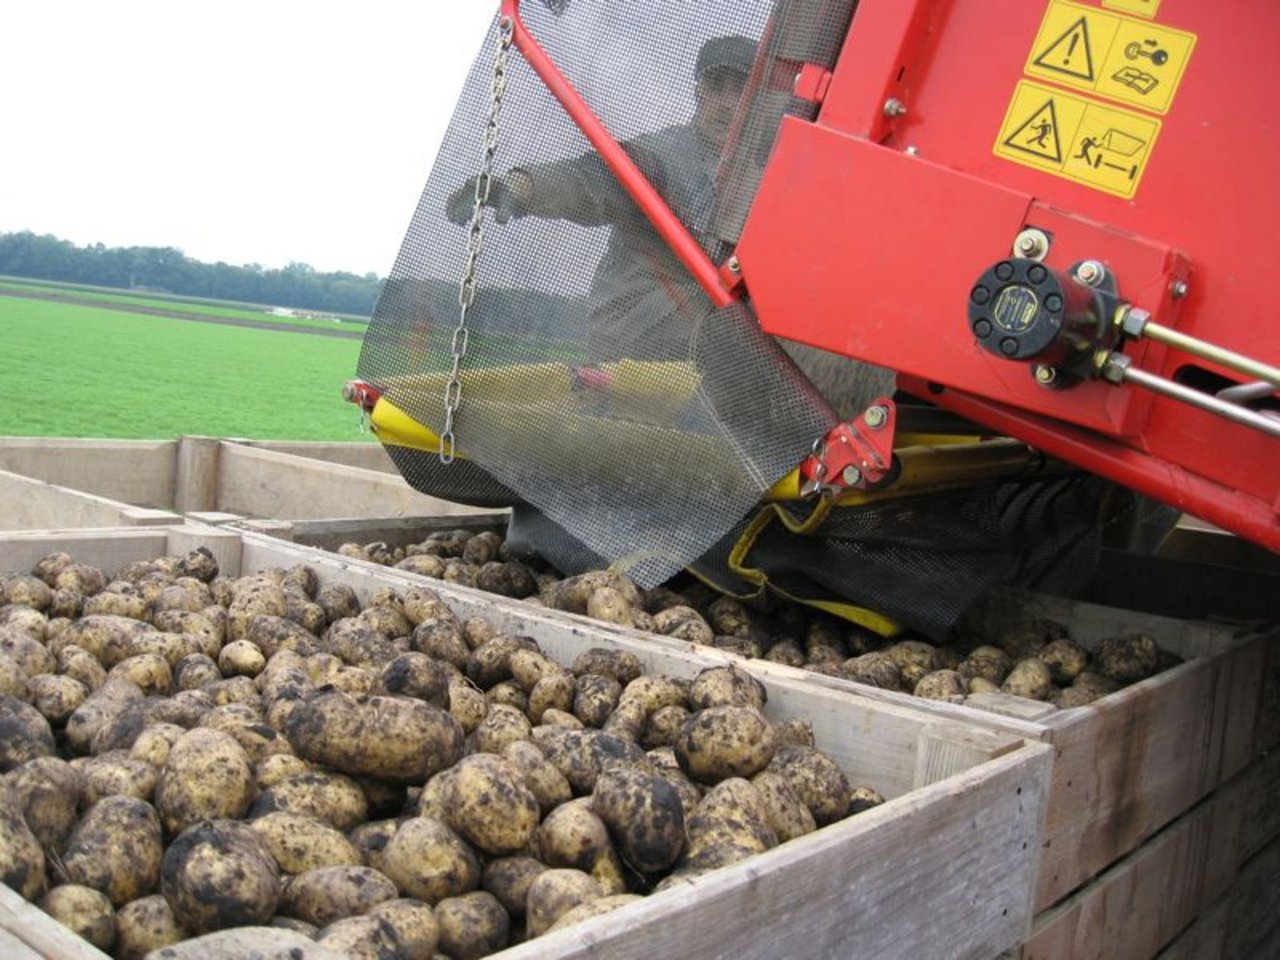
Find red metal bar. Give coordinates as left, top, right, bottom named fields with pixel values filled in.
left=498, top=2, right=736, bottom=309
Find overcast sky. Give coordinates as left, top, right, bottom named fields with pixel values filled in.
left=0, top=2, right=496, bottom=277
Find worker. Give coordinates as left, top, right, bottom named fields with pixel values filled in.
left=446, top=34, right=757, bottom=364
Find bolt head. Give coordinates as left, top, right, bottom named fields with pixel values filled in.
left=863, top=405, right=888, bottom=429
left=883, top=97, right=907, bottom=118
left=1033, top=365, right=1058, bottom=387
left=727, top=256, right=741, bottom=274
left=1170, top=279, right=1189, bottom=299
left=841, top=466, right=862, bottom=486
left=1076, top=261, right=1105, bottom=286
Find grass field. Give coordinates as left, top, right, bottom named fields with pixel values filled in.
left=0, top=292, right=376, bottom=441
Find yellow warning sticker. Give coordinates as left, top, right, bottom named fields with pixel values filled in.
left=995, top=80, right=1161, bottom=198
left=1026, top=0, right=1195, bottom=115
left=1102, top=0, right=1161, bottom=19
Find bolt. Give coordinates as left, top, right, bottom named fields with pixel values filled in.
left=727, top=256, right=741, bottom=274
left=864, top=405, right=888, bottom=429
left=905, top=145, right=920, bottom=156
left=1033, top=365, right=1058, bottom=388
left=1170, top=279, right=1189, bottom=299
left=1013, top=229, right=1049, bottom=260
left=841, top=466, right=863, bottom=486
left=1075, top=261, right=1106, bottom=286
left=883, top=97, right=908, bottom=118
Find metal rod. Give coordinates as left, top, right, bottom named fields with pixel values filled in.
left=1121, top=364, right=1280, bottom=437
left=1141, top=319, right=1280, bottom=387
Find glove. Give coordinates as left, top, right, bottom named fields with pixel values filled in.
left=445, top=174, right=522, bottom=225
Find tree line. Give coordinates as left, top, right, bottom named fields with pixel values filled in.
left=0, top=231, right=383, bottom=317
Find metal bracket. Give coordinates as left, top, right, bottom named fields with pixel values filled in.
left=799, top=397, right=898, bottom=496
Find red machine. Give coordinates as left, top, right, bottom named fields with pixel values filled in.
left=491, top=0, right=1279, bottom=551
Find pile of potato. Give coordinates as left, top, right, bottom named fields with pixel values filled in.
left=338, top=529, right=1177, bottom=710
left=0, top=547, right=883, bottom=960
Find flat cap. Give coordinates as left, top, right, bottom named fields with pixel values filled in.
left=696, top=34, right=757, bottom=78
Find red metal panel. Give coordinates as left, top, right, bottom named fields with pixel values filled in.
left=738, top=0, right=1279, bottom=547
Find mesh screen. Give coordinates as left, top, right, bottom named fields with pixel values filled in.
left=358, top=1, right=859, bottom=586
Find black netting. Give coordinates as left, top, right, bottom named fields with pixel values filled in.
left=357, top=1, right=860, bottom=586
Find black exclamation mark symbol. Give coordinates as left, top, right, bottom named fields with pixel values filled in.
left=1065, top=33, right=1079, bottom=65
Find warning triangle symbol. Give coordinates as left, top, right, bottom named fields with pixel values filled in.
left=1033, top=16, right=1095, bottom=81
left=1003, top=99, right=1063, bottom=162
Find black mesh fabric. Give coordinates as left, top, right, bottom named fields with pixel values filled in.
left=357, top=1, right=855, bottom=586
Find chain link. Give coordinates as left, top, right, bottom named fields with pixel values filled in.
left=440, top=15, right=514, bottom=464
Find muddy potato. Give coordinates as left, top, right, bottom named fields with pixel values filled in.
left=286, top=689, right=463, bottom=784
left=348, top=818, right=402, bottom=875
left=617, top=673, right=688, bottom=713
left=540, top=707, right=585, bottom=729
left=526, top=670, right=576, bottom=724
left=0, top=693, right=56, bottom=770
left=59, top=615, right=149, bottom=667
left=161, top=820, right=280, bottom=933
left=249, top=811, right=362, bottom=875
left=653, top=605, right=714, bottom=644
left=82, top=591, right=148, bottom=620
left=245, top=614, right=320, bottom=659
left=1095, top=632, right=1160, bottom=684
left=64, top=795, right=163, bottom=906
left=674, top=705, right=776, bottom=785
left=995, top=617, right=1069, bottom=661
left=531, top=727, right=647, bottom=795
left=585, top=585, right=635, bottom=628
left=375, top=652, right=452, bottom=707
left=641, top=703, right=690, bottom=750
left=1002, top=658, right=1056, bottom=701
left=1, top=573, right=53, bottom=609
left=153, top=610, right=224, bottom=659
left=251, top=770, right=369, bottom=831
left=7, top=756, right=81, bottom=849
left=155, top=727, right=254, bottom=834
left=114, top=894, right=189, bottom=960
left=592, top=763, right=686, bottom=873
left=525, top=869, right=602, bottom=938
left=1052, top=685, right=1103, bottom=708
left=768, top=744, right=851, bottom=826
left=483, top=856, right=548, bottom=917
left=323, top=620, right=405, bottom=671
left=548, top=893, right=644, bottom=932
left=573, top=672, right=622, bottom=728
left=1040, top=638, right=1090, bottom=685
left=445, top=753, right=541, bottom=856
left=442, top=560, right=480, bottom=589
left=0, top=628, right=54, bottom=677
left=381, top=816, right=481, bottom=904
left=40, top=885, right=115, bottom=952
left=466, top=635, right=535, bottom=689
left=914, top=669, right=967, bottom=701
left=681, top=779, right=776, bottom=872
left=764, top=637, right=806, bottom=667
left=149, top=689, right=213, bottom=729
left=958, top=645, right=1012, bottom=685
left=412, top=617, right=471, bottom=670
left=751, top=768, right=817, bottom=842
left=0, top=652, right=31, bottom=701
left=841, top=651, right=904, bottom=691
left=28, top=673, right=88, bottom=726
left=967, top=677, right=1001, bottom=695
left=435, top=890, right=509, bottom=960
left=485, top=679, right=528, bottom=712
left=80, top=751, right=159, bottom=805
left=468, top=702, right=532, bottom=755
left=281, top=864, right=399, bottom=927
left=109, top=652, right=172, bottom=696
left=227, top=582, right=289, bottom=642
left=601, top=697, right=647, bottom=743
left=573, top=648, right=643, bottom=687
left=688, top=665, right=767, bottom=711
left=849, top=785, right=887, bottom=814
left=448, top=679, right=488, bottom=734
left=128, top=723, right=185, bottom=768
left=772, top=717, right=816, bottom=749
left=0, top=782, right=46, bottom=898
left=368, top=897, right=440, bottom=960
left=536, top=798, right=611, bottom=871
left=216, top=639, right=266, bottom=677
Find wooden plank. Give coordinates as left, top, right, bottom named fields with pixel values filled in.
left=1153, top=896, right=1228, bottom=960
left=497, top=746, right=1052, bottom=960
left=1238, top=747, right=1280, bottom=863
left=1223, top=836, right=1280, bottom=960
left=0, top=883, right=110, bottom=960
left=0, top=528, right=170, bottom=574
left=287, top=512, right=509, bottom=551
left=914, top=723, right=1022, bottom=789
left=173, top=435, right=220, bottom=513
left=0, top=437, right=176, bottom=509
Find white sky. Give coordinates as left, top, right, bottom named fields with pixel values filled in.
left=0, top=2, right=496, bottom=277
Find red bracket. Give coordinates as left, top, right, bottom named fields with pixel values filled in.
left=799, top=397, right=897, bottom=494
left=793, top=64, right=834, bottom=105
left=342, top=379, right=381, bottom=413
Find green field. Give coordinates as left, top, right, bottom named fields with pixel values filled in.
left=0, top=292, right=376, bottom=441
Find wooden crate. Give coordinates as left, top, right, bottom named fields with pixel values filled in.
left=231, top=516, right=1280, bottom=917
left=0, top=527, right=1052, bottom=960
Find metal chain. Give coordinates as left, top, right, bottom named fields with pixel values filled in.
left=440, top=15, right=515, bottom=464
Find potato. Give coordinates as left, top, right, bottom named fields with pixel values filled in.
left=375, top=652, right=452, bottom=707
left=572, top=648, right=643, bottom=686
left=849, top=785, right=887, bottom=814
left=0, top=605, right=47, bottom=642
left=466, top=635, right=536, bottom=689
left=958, top=645, right=1012, bottom=685
left=412, top=618, right=470, bottom=670
left=6, top=756, right=81, bottom=850
left=380, top=817, right=481, bottom=904
left=1095, top=633, right=1160, bottom=684
left=483, top=855, right=548, bottom=916
left=547, top=892, right=644, bottom=931
left=155, top=727, right=254, bottom=834
left=315, top=582, right=361, bottom=623
left=110, top=652, right=173, bottom=696
left=83, top=591, right=148, bottom=620
left=995, top=617, right=1068, bottom=660
left=129, top=723, right=185, bottom=768
left=348, top=818, right=402, bottom=875
left=40, top=883, right=116, bottom=952
left=751, top=768, right=817, bottom=842
left=217, top=639, right=266, bottom=677
left=64, top=795, right=163, bottom=905
left=681, top=778, right=776, bottom=872
left=1, top=573, right=53, bottom=609
left=282, top=864, right=399, bottom=926
left=967, top=677, right=1001, bottom=695
left=674, top=705, right=776, bottom=785
left=536, top=798, right=610, bottom=871
left=653, top=606, right=714, bottom=644
left=315, top=915, right=400, bottom=958
left=768, top=744, right=851, bottom=826
left=1040, top=638, right=1090, bottom=684
left=285, top=689, right=463, bottom=783
left=592, top=762, right=686, bottom=873
left=227, top=582, right=289, bottom=641
left=161, top=820, right=281, bottom=933
left=448, top=680, right=488, bottom=734
left=772, top=717, right=816, bottom=749
left=585, top=586, right=635, bottom=627
left=1002, top=658, right=1055, bottom=701
left=250, top=812, right=362, bottom=875
left=841, top=651, right=904, bottom=690
left=527, top=670, right=576, bottom=723
left=468, top=702, right=532, bottom=755
left=80, top=750, right=159, bottom=805
left=65, top=678, right=144, bottom=755
left=688, top=665, right=766, bottom=710
left=446, top=754, right=541, bottom=856
left=765, top=638, right=806, bottom=667
left=640, top=703, right=689, bottom=749
left=58, top=644, right=107, bottom=692
left=28, top=673, right=89, bottom=725
left=368, top=897, right=440, bottom=960
left=114, top=894, right=190, bottom=960
left=914, top=669, right=967, bottom=701
left=531, top=727, right=646, bottom=794
left=574, top=672, right=622, bottom=727
left=503, top=739, right=573, bottom=816
left=0, top=781, right=46, bottom=899
left=397, top=554, right=447, bottom=579
left=323, top=620, right=405, bottom=670
left=0, top=693, right=56, bottom=770
left=435, top=890, right=509, bottom=960
left=0, top=628, right=55, bottom=677
left=0, top=652, right=31, bottom=701
left=250, top=770, right=369, bottom=831
left=485, top=679, right=528, bottom=712
left=525, top=868, right=602, bottom=937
